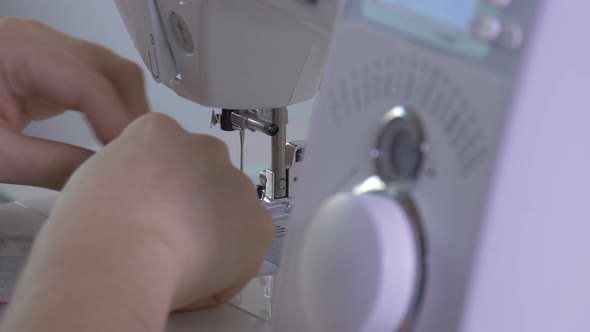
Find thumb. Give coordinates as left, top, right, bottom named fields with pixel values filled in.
left=0, top=124, right=94, bottom=190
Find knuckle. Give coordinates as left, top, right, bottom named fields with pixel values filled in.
left=24, top=18, right=46, bottom=29
left=0, top=17, right=30, bottom=37
left=124, top=112, right=182, bottom=140
left=134, top=112, right=180, bottom=131
left=0, top=17, right=24, bottom=30
left=0, top=17, right=46, bottom=35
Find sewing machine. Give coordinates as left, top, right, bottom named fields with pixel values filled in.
left=2, top=0, right=590, bottom=331
left=114, top=0, right=342, bottom=280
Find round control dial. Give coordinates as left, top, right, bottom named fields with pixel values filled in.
left=373, top=106, right=427, bottom=192
left=298, top=192, right=421, bottom=332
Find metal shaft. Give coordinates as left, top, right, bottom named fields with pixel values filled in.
left=239, top=129, right=245, bottom=172
left=271, top=107, right=288, bottom=199
left=230, top=111, right=279, bottom=137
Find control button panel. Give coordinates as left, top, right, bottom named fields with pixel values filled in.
left=486, top=0, right=512, bottom=9
left=472, top=15, right=503, bottom=42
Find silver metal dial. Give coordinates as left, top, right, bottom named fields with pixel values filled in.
left=373, top=106, right=427, bottom=192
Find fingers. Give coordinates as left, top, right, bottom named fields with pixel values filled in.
left=0, top=17, right=149, bottom=143
left=0, top=18, right=151, bottom=189
left=7, top=47, right=133, bottom=142
left=37, top=22, right=150, bottom=127
left=120, top=112, right=185, bottom=141
left=0, top=75, right=24, bottom=130
left=120, top=113, right=232, bottom=163
left=26, top=20, right=150, bottom=119
left=0, top=120, right=93, bottom=190
left=20, top=99, right=66, bottom=123
left=72, top=44, right=150, bottom=119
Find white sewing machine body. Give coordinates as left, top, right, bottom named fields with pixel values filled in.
left=2, top=0, right=590, bottom=331
left=114, top=0, right=340, bottom=110
left=281, top=1, right=590, bottom=330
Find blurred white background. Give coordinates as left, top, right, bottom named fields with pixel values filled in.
left=0, top=1, right=314, bottom=202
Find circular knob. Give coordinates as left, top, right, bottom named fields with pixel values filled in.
left=373, top=106, right=427, bottom=193
left=298, top=192, right=420, bottom=332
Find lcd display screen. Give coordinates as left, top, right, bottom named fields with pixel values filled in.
left=380, top=0, right=478, bottom=29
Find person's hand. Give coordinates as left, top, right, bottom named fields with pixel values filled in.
left=37, top=113, right=275, bottom=311
left=1, top=113, right=275, bottom=331
left=0, top=17, right=149, bottom=190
